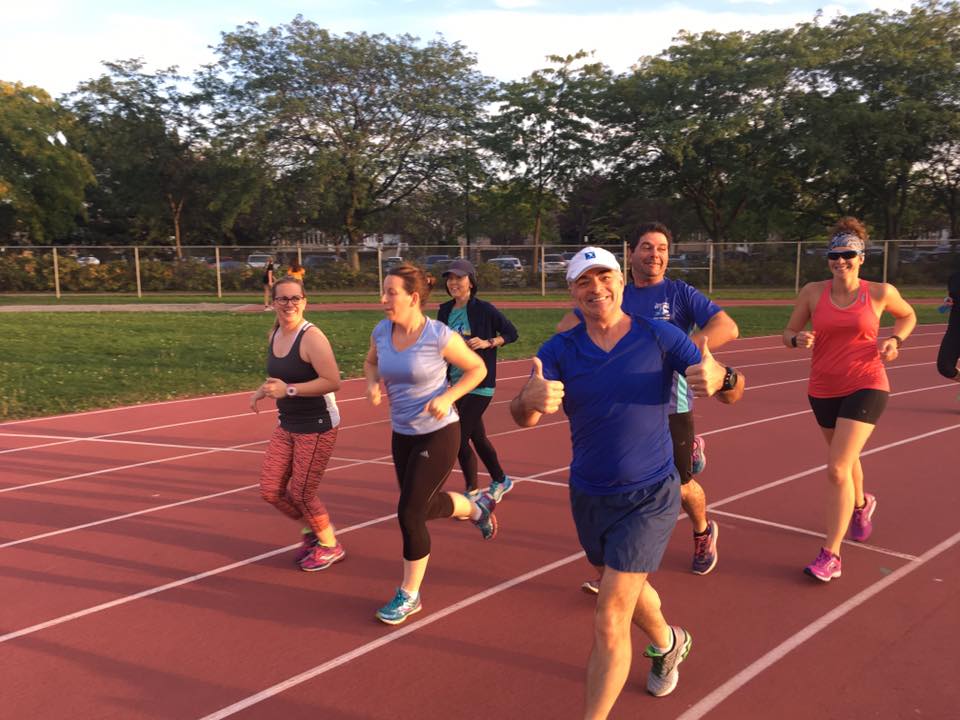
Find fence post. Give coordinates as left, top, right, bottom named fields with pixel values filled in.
left=883, top=240, right=889, bottom=283
left=794, top=241, right=801, bottom=295
left=215, top=246, right=222, bottom=299
left=52, top=247, right=61, bottom=299
left=622, top=241, right=629, bottom=283
left=540, top=246, right=546, bottom=297
left=377, top=246, right=383, bottom=299
left=708, top=243, right=714, bottom=295
left=134, top=246, right=142, bottom=299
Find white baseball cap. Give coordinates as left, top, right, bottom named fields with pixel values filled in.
left=566, top=246, right=621, bottom=282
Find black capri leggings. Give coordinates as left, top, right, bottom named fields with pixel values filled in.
left=454, top=393, right=506, bottom=492
left=391, top=422, right=460, bottom=561
left=936, top=310, right=960, bottom=379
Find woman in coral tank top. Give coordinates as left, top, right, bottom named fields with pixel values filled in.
left=783, top=218, right=916, bottom=583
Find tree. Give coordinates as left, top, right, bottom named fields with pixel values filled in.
left=0, top=81, right=94, bottom=242
left=484, top=52, right=610, bottom=247
left=786, top=1, right=960, bottom=247
left=202, top=18, right=491, bottom=265
left=608, top=29, right=796, bottom=245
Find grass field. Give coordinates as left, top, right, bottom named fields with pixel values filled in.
left=0, top=305, right=946, bottom=420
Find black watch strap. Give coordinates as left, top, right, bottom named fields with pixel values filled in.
left=721, top=366, right=737, bottom=392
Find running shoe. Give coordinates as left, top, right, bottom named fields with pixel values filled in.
left=691, top=520, right=719, bottom=575
left=581, top=579, right=600, bottom=595
left=299, top=542, right=345, bottom=571
left=691, top=435, right=707, bottom=475
left=804, top=547, right=842, bottom=582
left=644, top=626, right=692, bottom=697
left=457, top=489, right=481, bottom=520
left=848, top=493, right=877, bottom=542
left=376, top=587, right=422, bottom=625
left=472, top=493, right=498, bottom=540
left=293, top=530, right=318, bottom=564
left=488, top=476, right=514, bottom=503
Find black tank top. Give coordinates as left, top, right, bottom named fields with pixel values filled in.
left=267, top=322, right=338, bottom=434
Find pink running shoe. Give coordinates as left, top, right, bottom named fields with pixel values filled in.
left=848, top=493, right=877, bottom=542
left=804, top=547, right=841, bottom=582
left=293, top=530, right=318, bottom=564
left=299, top=542, right=346, bottom=571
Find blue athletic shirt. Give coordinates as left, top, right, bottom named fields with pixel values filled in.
left=445, top=306, right=494, bottom=398
left=372, top=318, right=459, bottom=435
left=537, top=316, right=702, bottom=495
left=622, top=280, right=721, bottom=413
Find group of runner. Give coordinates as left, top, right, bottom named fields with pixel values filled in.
left=249, top=217, right=960, bottom=720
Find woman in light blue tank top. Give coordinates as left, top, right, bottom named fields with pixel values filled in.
left=363, top=263, right=499, bottom=625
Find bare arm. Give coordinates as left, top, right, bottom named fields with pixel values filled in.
left=509, top=357, right=564, bottom=427
left=690, top=310, right=739, bottom=350
left=783, top=283, right=818, bottom=349
left=363, top=335, right=382, bottom=405
left=257, top=328, right=341, bottom=401
left=556, top=310, right=581, bottom=333
left=876, top=283, right=917, bottom=362
left=424, top=334, right=486, bottom=420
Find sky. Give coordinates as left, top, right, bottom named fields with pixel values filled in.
left=3, top=0, right=917, bottom=98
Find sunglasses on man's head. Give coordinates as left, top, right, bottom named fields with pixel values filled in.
left=827, top=250, right=860, bottom=260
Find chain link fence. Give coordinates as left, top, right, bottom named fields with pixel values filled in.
left=1, top=240, right=956, bottom=297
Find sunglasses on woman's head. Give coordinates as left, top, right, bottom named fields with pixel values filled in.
left=827, top=250, right=860, bottom=260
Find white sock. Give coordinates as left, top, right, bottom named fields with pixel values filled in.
left=654, top=628, right=675, bottom=655
left=469, top=502, right=483, bottom=521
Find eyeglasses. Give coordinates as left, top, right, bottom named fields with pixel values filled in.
left=827, top=251, right=860, bottom=261
left=274, top=295, right=304, bottom=305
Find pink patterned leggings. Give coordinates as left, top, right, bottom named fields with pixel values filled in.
left=259, top=426, right=338, bottom=534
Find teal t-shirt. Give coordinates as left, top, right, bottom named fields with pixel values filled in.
left=446, top=305, right=494, bottom=397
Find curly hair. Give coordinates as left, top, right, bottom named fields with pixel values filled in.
left=829, top=216, right=868, bottom=242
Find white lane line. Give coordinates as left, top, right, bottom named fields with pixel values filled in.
left=0, top=433, right=267, bottom=454
left=195, top=551, right=586, bottom=720
left=4, top=419, right=956, bottom=649
left=674, top=528, right=960, bottom=720
left=708, top=510, right=919, bottom=561
left=0, top=512, right=398, bottom=645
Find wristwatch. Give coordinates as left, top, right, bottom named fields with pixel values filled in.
left=720, top=367, right=738, bottom=393
left=285, top=385, right=298, bottom=397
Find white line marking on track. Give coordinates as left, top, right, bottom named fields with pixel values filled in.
left=674, top=527, right=960, bottom=720
left=708, top=510, right=919, bottom=561
left=195, top=551, right=586, bottom=720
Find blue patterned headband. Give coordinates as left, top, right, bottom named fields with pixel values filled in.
left=828, top=233, right=865, bottom=254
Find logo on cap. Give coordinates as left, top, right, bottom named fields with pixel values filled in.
left=585, top=251, right=596, bottom=260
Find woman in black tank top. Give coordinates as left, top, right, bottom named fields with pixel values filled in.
left=250, top=278, right=346, bottom=571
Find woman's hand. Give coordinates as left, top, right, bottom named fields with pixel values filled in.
left=261, top=377, right=288, bottom=399
left=466, top=337, right=496, bottom=350
left=249, top=387, right=267, bottom=413
left=878, top=338, right=900, bottom=362
left=366, top=382, right=382, bottom=406
left=424, top=393, right=453, bottom=420
left=794, top=330, right=816, bottom=349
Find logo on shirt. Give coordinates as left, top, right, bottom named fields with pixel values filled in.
left=419, top=450, right=430, bottom=458
left=653, top=301, right=672, bottom=320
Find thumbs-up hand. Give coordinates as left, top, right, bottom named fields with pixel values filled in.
left=522, top=357, right=565, bottom=414
left=687, top=335, right=726, bottom=398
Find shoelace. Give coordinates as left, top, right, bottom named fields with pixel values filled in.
left=693, top=533, right=711, bottom=558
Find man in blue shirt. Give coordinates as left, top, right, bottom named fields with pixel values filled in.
left=512, top=247, right=745, bottom=717
left=559, top=223, right=739, bottom=577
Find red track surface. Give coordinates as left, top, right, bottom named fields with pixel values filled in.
left=2, top=326, right=958, bottom=719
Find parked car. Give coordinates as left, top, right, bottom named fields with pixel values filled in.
left=302, top=254, right=340, bottom=268
left=561, top=251, right=578, bottom=262
left=382, top=256, right=404, bottom=271
left=205, top=258, right=247, bottom=271
left=76, top=256, right=101, bottom=266
left=486, top=257, right=526, bottom=288
left=246, top=253, right=274, bottom=268
left=488, top=256, right=523, bottom=271
left=538, top=254, right=568, bottom=274
left=416, top=254, right=454, bottom=272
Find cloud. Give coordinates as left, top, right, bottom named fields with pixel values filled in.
left=493, top=0, right=541, bottom=8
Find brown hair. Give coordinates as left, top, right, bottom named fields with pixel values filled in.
left=387, top=263, right=435, bottom=308
left=829, top=217, right=868, bottom=242
left=271, top=277, right=306, bottom=300
left=630, top=221, right=673, bottom=252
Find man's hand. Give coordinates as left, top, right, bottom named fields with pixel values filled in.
left=521, top=357, right=564, bottom=414
left=687, top=337, right=726, bottom=398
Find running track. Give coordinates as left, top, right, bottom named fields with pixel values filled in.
left=2, top=326, right=958, bottom=719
